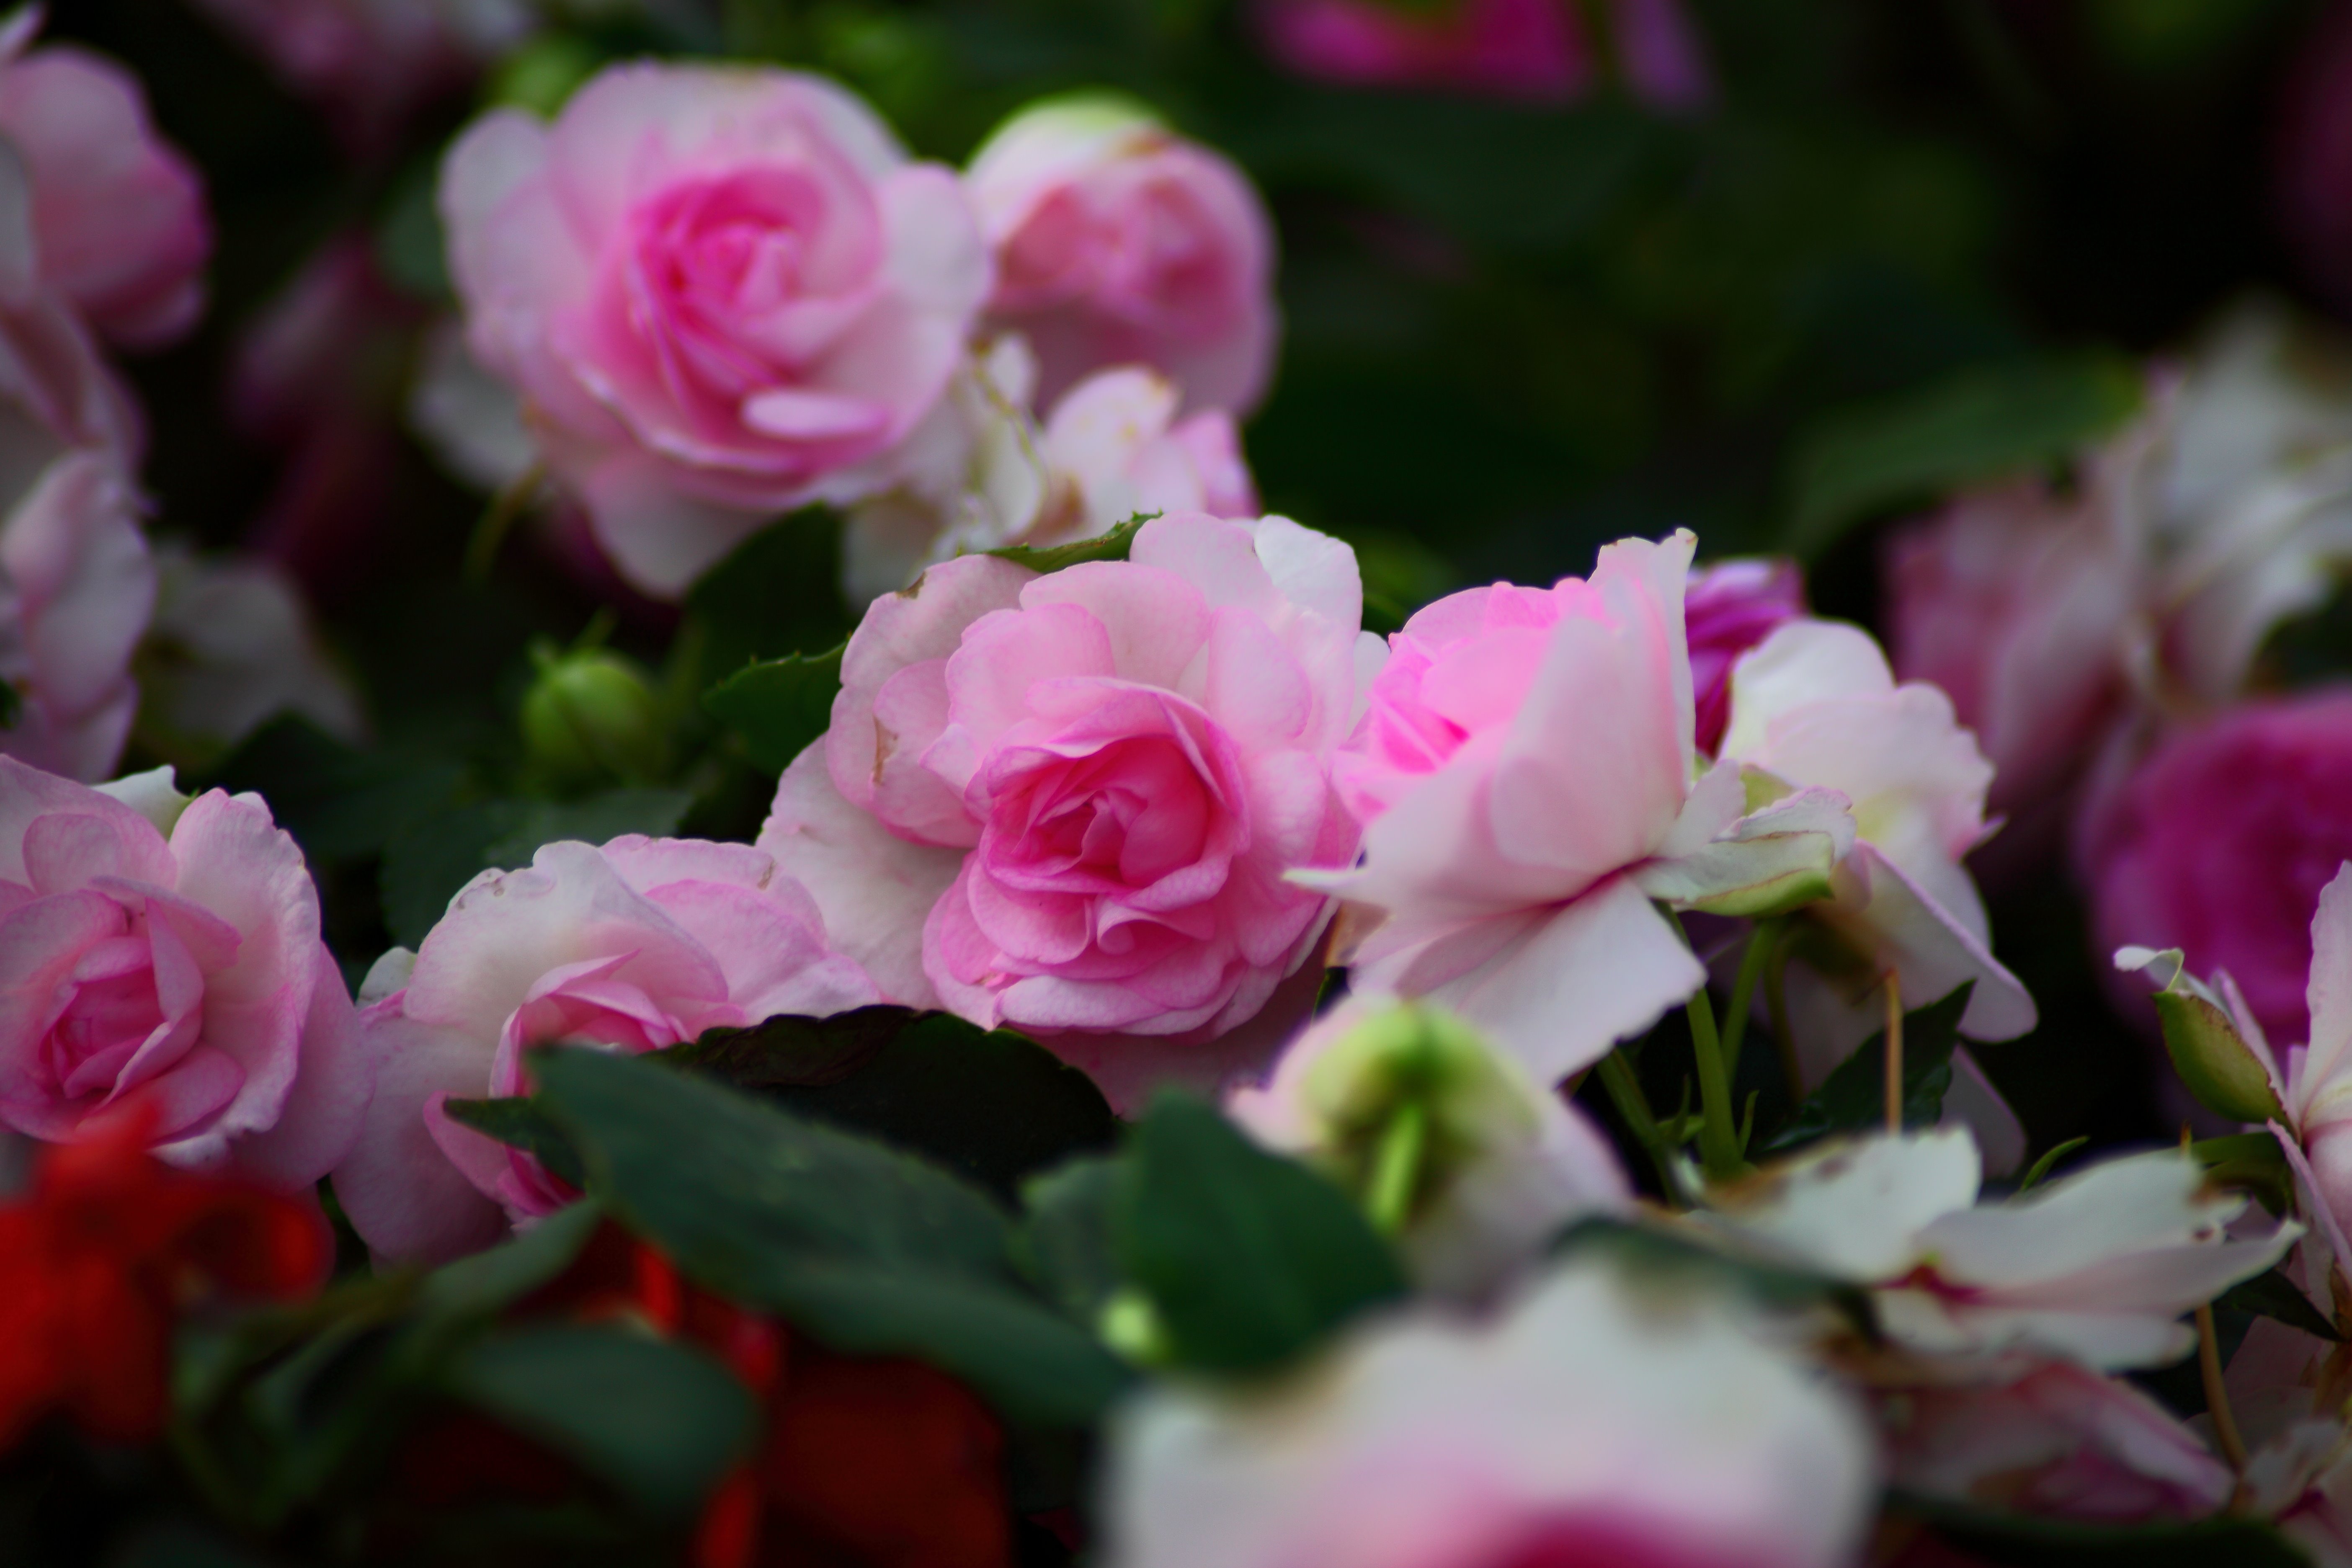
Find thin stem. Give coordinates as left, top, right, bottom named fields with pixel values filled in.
left=464, top=462, right=545, bottom=588
left=1597, top=1051, right=1687, bottom=1208
left=1686, top=983, right=1746, bottom=1181
left=1720, top=918, right=1782, bottom=1083
left=2198, top=1301, right=2249, bottom=1473
left=1883, top=970, right=1905, bottom=1135
left=1363, top=1099, right=1428, bottom=1236
left=1766, top=922, right=1802, bottom=1101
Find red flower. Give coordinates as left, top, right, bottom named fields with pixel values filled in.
left=0, top=1110, right=331, bottom=1450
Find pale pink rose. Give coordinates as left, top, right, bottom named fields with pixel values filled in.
left=967, top=99, right=1277, bottom=418
left=1311, top=531, right=1858, bottom=1086
left=1879, top=1360, right=2231, bottom=1524
left=332, top=836, right=878, bottom=1264
left=0, top=757, right=367, bottom=1190
left=1252, top=0, right=1710, bottom=110
left=1105, top=1256, right=1875, bottom=1568
left=758, top=511, right=1379, bottom=1111
left=441, top=62, right=993, bottom=598
left=1039, top=365, right=1258, bottom=539
left=185, top=0, right=529, bottom=152
left=0, top=18, right=209, bottom=349
left=1685, top=556, right=1804, bottom=758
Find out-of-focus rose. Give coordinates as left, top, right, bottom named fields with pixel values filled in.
left=2081, top=691, right=2352, bottom=1048
left=1103, top=1254, right=1875, bottom=1568
left=1251, top=0, right=1711, bottom=111
left=1885, top=307, right=2352, bottom=863
left=1309, top=531, right=1856, bottom=1086
left=332, top=835, right=878, bottom=1264
left=133, top=542, right=364, bottom=769
left=1686, top=556, right=1804, bottom=757
left=759, top=511, right=1377, bottom=1111
left=843, top=351, right=1260, bottom=604
left=1228, top=995, right=1627, bottom=1296
left=0, top=758, right=369, bottom=1190
left=186, top=0, right=531, bottom=152
left=0, top=18, right=209, bottom=349
left=967, top=98, right=1276, bottom=418
left=441, top=62, right=993, bottom=599
left=1877, top=1360, right=2232, bottom=1524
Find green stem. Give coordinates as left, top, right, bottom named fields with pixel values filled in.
left=1596, top=1051, right=1687, bottom=1207
left=463, top=462, right=544, bottom=588
left=1363, top=1099, right=1428, bottom=1235
left=1720, top=918, right=1782, bottom=1083
left=1685, top=982, right=1746, bottom=1182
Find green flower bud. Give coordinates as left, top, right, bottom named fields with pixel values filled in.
left=521, top=643, right=670, bottom=789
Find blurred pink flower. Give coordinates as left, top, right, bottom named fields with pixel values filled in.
left=759, top=511, right=1376, bottom=1111
left=333, top=836, right=878, bottom=1264
left=1685, top=556, right=1804, bottom=757
left=441, top=62, right=993, bottom=599
left=185, top=0, right=529, bottom=153
left=1251, top=0, right=1711, bottom=110
left=0, top=758, right=367, bottom=1190
left=1104, top=1255, right=1875, bottom=1568
left=2081, top=691, right=2352, bottom=1049
left=0, top=17, right=210, bottom=349
left=967, top=98, right=1277, bottom=416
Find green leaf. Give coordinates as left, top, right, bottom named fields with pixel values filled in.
left=2155, top=990, right=2288, bottom=1125
left=1764, top=983, right=1973, bottom=1154
left=2215, top=1266, right=2343, bottom=1344
left=420, top=1199, right=606, bottom=1321
left=443, top=1325, right=757, bottom=1518
left=381, top=789, right=693, bottom=949
left=702, top=647, right=844, bottom=774
left=2015, top=1135, right=2088, bottom=1193
left=204, top=715, right=463, bottom=862
left=1017, top=1154, right=1124, bottom=1325
left=529, top=1048, right=1128, bottom=1425
left=1892, top=1492, right=2311, bottom=1567
left=663, top=1004, right=923, bottom=1089
left=1115, top=1094, right=1407, bottom=1376
left=1784, top=354, right=2142, bottom=557
left=688, top=1010, right=1117, bottom=1199
left=682, top=507, right=851, bottom=682
left=2192, top=1132, right=2295, bottom=1213
left=441, top=1096, right=585, bottom=1191
left=985, top=512, right=1150, bottom=572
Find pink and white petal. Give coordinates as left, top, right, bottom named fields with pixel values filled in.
left=1589, top=528, right=1697, bottom=776
left=330, top=1005, right=508, bottom=1264
left=758, top=747, right=963, bottom=1010
left=1372, top=874, right=1706, bottom=1087
left=0, top=753, right=173, bottom=886
left=577, top=453, right=770, bottom=600
left=2298, top=865, right=2352, bottom=1127
left=221, top=944, right=371, bottom=1190
left=1946, top=1047, right=2027, bottom=1178
left=1719, top=620, right=1898, bottom=760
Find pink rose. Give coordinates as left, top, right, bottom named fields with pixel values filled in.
left=2081, top=692, right=2352, bottom=1048
left=1251, top=0, right=1711, bottom=110
left=0, top=757, right=367, bottom=1190
left=967, top=99, right=1277, bottom=417
left=332, top=836, right=879, bottom=1264
left=1313, top=532, right=1856, bottom=1084
left=0, top=245, right=152, bottom=783
left=0, top=16, right=210, bottom=349
left=441, top=62, right=993, bottom=598
left=1036, top=364, right=1259, bottom=542
left=758, top=511, right=1378, bottom=1110
left=1685, top=556, right=1804, bottom=757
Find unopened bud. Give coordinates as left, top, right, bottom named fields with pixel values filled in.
left=521, top=643, right=669, bottom=789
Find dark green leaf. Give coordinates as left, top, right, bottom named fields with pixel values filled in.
left=481, top=789, right=695, bottom=871
left=106, top=1521, right=280, bottom=1568
left=1550, top=1216, right=1880, bottom=1334
left=985, top=513, right=1150, bottom=572
left=690, top=1010, right=1117, bottom=1199
left=664, top=1005, right=923, bottom=1089
left=1115, top=1094, right=1406, bottom=1376
left=2155, top=989, right=2288, bottom=1125
left=205, top=715, right=463, bottom=862
left=2216, top=1266, right=2343, bottom=1344
left=381, top=789, right=694, bottom=948
left=2192, top=1132, right=2295, bottom=1214
left=444, top=1325, right=757, bottom=1518
left=529, top=1048, right=1128, bottom=1424
left=2015, top=1136, right=2088, bottom=1193
left=441, top=1096, right=585, bottom=1191
left=1765, top=983, right=1973, bottom=1155
left=1018, top=1155, right=1123, bottom=1325
left=420, top=1199, right=606, bottom=1321
left=1784, top=354, right=2142, bottom=557
left=702, top=647, right=844, bottom=774
left=1892, top=1492, right=2311, bottom=1567
left=682, top=507, right=851, bottom=682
